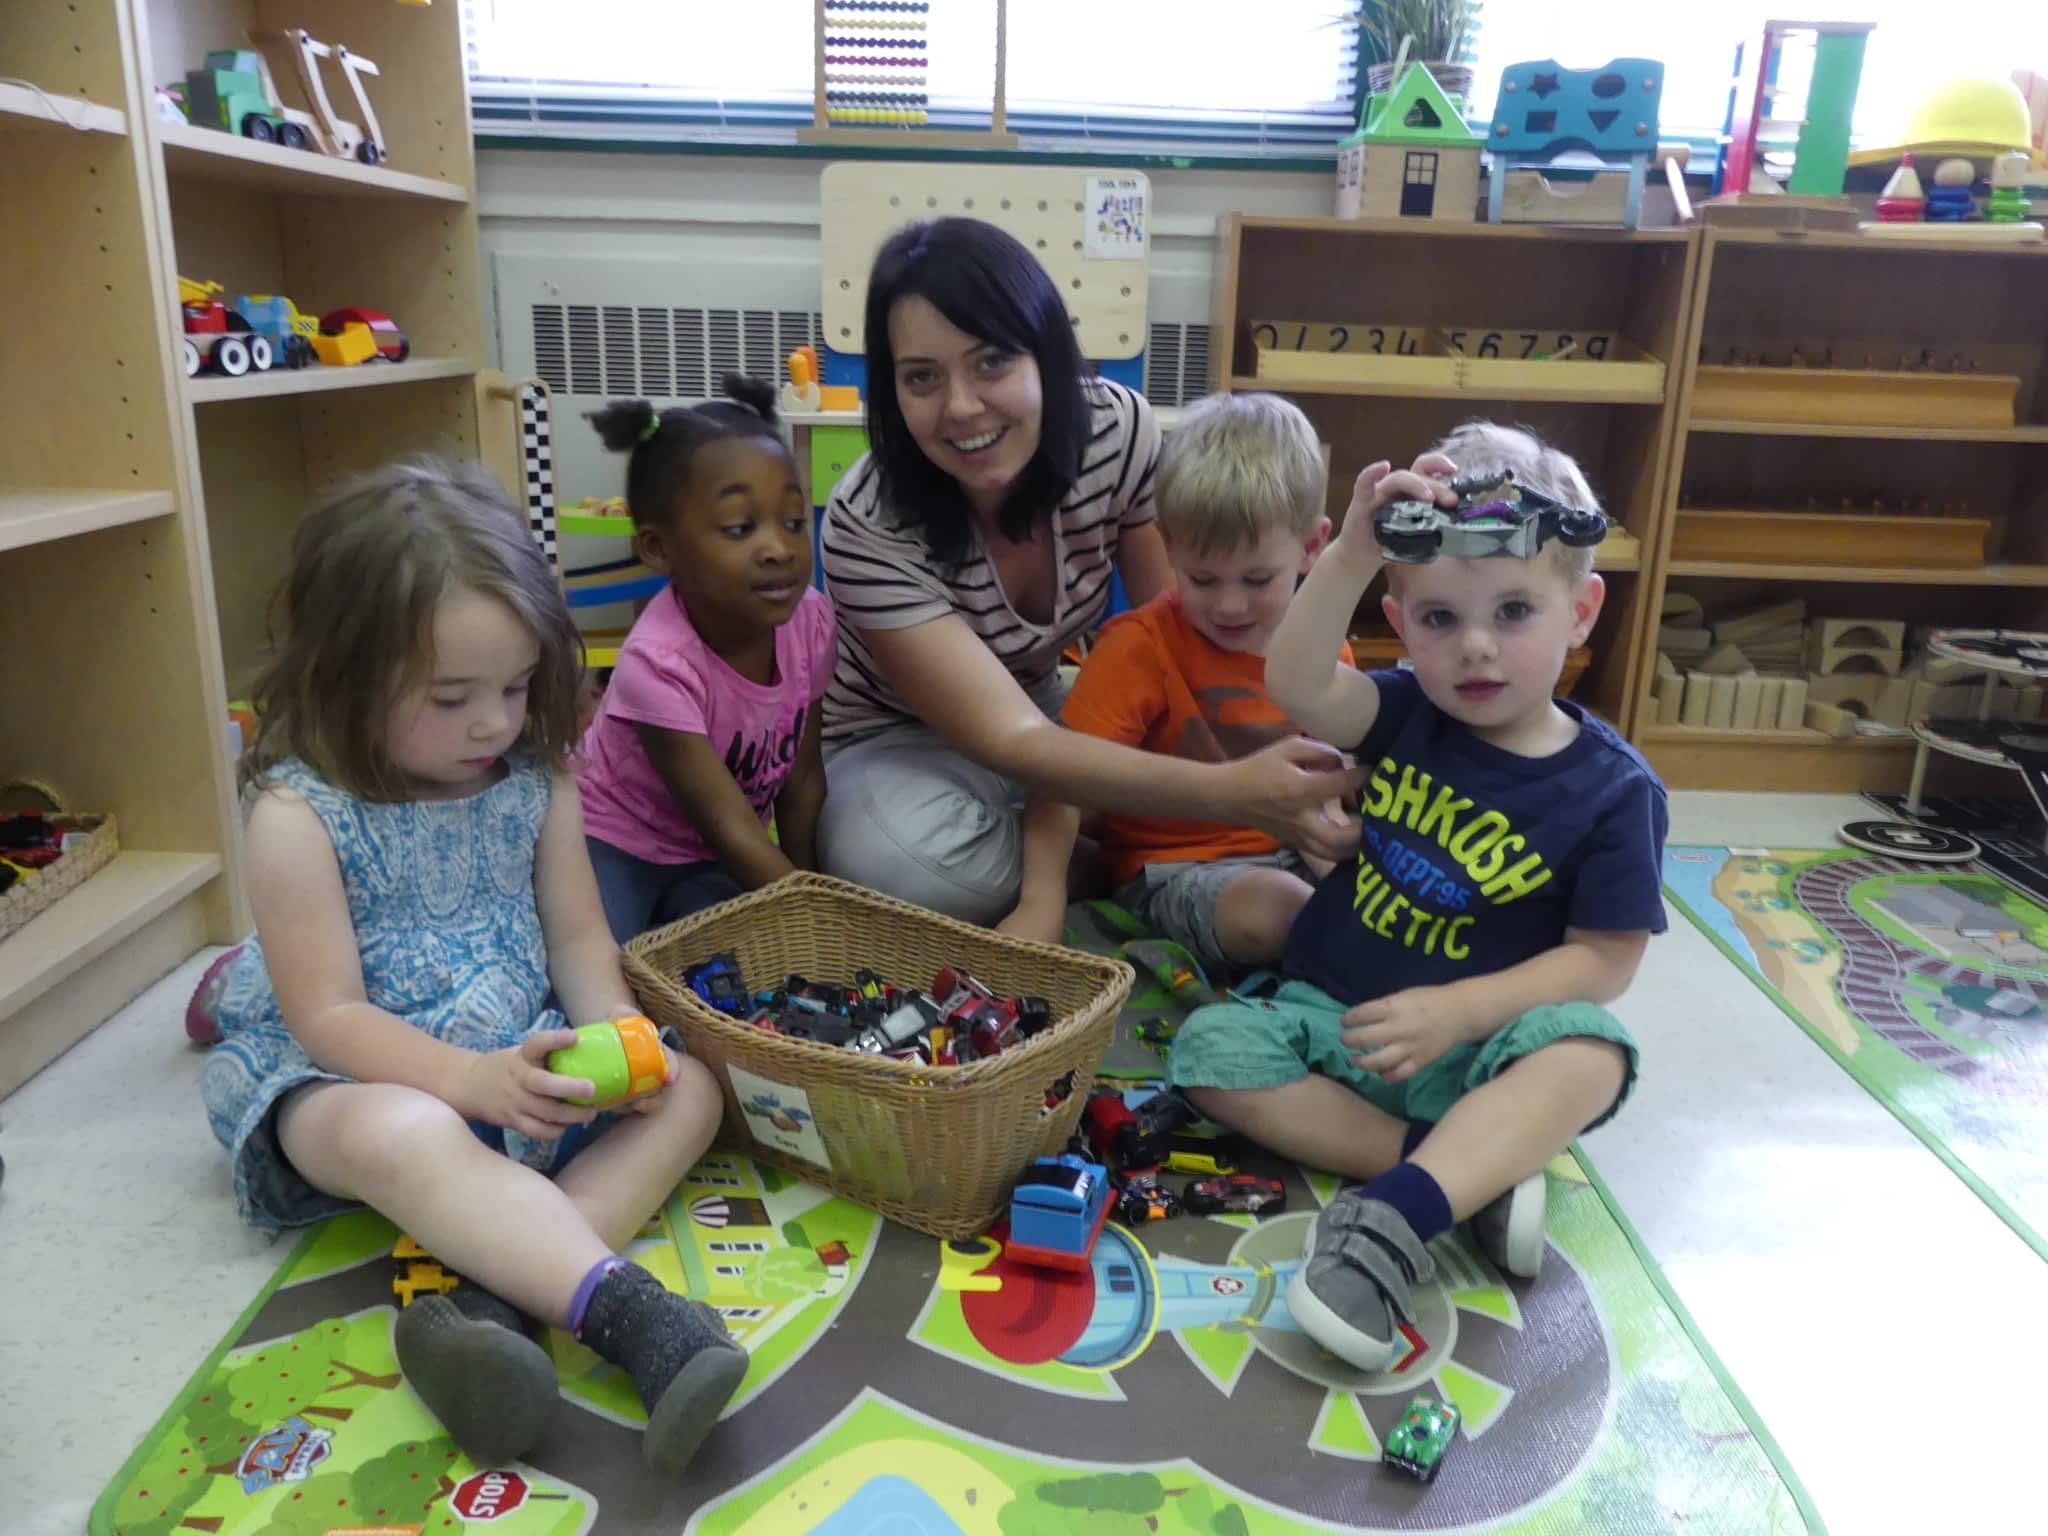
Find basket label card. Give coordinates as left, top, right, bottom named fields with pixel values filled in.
left=728, top=1064, right=833, bottom=1169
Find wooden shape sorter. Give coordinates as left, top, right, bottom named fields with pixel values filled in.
left=819, top=162, right=1150, bottom=362
left=1486, top=58, right=1664, bottom=227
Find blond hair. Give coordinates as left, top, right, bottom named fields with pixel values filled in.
left=1155, top=392, right=1327, bottom=557
left=243, top=458, right=585, bottom=801
left=1429, top=421, right=1603, bottom=582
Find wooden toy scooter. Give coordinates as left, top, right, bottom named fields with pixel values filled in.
left=253, top=28, right=386, bottom=165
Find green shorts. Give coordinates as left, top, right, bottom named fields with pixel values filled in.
left=1165, top=979, right=1639, bottom=1128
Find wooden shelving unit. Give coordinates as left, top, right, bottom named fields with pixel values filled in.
left=1211, top=215, right=1699, bottom=735
left=154, top=115, right=469, bottom=201
left=0, top=0, right=240, bottom=1094
left=1637, top=227, right=2048, bottom=792
left=133, top=0, right=489, bottom=813
left=0, top=0, right=487, bottom=1094
left=0, top=77, right=129, bottom=135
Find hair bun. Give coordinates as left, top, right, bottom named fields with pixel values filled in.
left=721, top=374, right=779, bottom=426
left=587, top=399, right=657, bottom=452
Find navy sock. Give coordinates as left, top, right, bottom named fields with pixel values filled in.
left=1358, top=1161, right=1453, bottom=1244
left=1400, top=1118, right=1435, bottom=1158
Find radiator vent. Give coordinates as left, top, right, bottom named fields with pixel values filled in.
left=1144, top=321, right=1213, bottom=407
left=531, top=304, right=825, bottom=399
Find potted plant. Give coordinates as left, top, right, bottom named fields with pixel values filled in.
left=1355, top=0, right=1481, bottom=102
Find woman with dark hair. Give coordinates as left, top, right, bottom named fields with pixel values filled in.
left=817, top=217, right=1361, bottom=923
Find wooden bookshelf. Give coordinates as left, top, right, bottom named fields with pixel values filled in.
left=0, top=0, right=241, bottom=1089
left=133, top=0, right=488, bottom=790
left=1636, top=228, right=2048, bottom=791
left=1211, top=214, right=1700, bottom=736
left=154, top=116, right=470, bottom=201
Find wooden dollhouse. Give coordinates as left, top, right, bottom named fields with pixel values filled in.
left=1335, top=63, right=1483, bottom=223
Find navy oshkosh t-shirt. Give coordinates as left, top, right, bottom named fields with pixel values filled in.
left=1284, top=668, right=1668, bottom=1007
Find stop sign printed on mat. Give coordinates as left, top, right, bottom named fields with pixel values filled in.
left=450, top=1469, right=529, bottom=1520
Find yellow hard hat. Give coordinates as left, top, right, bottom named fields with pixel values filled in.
left=1903, top=77, right=2033, bottom=152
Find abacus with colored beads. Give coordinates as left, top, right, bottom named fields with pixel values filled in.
left=801, top=0, right=1017, bottom=148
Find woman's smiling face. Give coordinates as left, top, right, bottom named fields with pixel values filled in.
left=887, top=294, right=1044, bottom=517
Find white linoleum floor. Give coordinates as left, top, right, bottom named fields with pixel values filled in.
left=2, top=791, right=2043, bottom=1535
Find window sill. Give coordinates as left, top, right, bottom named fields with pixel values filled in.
left=473, top=131, right=1337, bottom=175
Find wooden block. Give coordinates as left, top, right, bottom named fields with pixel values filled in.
left=1873, top=677, right=1917, bottom=729
left=1655, top=660, right=1685, bottom=725
left=1699, top=643, right=1754, bottom=676
left=1776, top=677, right=1809, bottom=730
left=1712, top=599, right=1807, bottom=645
left=1758, top=675, right=1785, bottom=726
left=1691, top=365, right=2019, bottom=430
left=1706, top=673, right=1738, bottom=729
left=1808, top=674, right=1879, bottom=708
left=1671, top=511, right=1990, bottom=569
left=1731, top=673, right=1765, bottom=730
left=1662, top=591, right=1705, bottom=624
left=1682, top=672, right=1712, bottom=727
left=1661, top=627, right=1714, bottom=658
left=1806, top=634, right=1903, bottom=677
left=1804, top=699, right=1859, bottom=738
left=1814, top=619, right=1906, bottom=651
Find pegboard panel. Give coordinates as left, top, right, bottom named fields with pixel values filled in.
left=820, top=162, right=1150, bottom=360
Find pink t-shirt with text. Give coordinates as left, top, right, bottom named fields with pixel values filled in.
left=578, top=586, right=835, bottom=866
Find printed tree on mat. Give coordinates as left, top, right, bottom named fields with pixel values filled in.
left=221, top=1314, right=403, bottom=1427
left=348, top=1438, right=471, bottom=1532
left=109, top=1314, right=407, bottom=1536
left=106, top=1387, right=261, bottom=1534
left=999, top=1472, right=1252, bottom=1535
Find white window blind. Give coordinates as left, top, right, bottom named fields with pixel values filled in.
left=1465, top=4, right=2048, bottom=143
left=466, top=0, right=1360, bottom=153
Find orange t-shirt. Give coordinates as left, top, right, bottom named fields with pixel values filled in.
left=1060, top=590, right=1355, bottom=887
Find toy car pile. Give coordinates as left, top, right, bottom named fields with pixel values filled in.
left=682, top=953, right=1055, bottom=1067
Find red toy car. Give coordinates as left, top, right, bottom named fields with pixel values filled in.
left=319, top=306, right=410, bottom=362
left=1182, top=1174, right=1286, bottom=1216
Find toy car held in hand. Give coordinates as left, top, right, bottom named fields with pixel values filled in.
left=1182, top=1173, right=1285, bottom=1216
left=1374, top=469, right=1607, bottom=565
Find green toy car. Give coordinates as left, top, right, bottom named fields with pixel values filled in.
left=1384, top=1395, right=1460, bottom=1482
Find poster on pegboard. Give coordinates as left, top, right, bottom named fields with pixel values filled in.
left=820, top=162, right=1151, bottom=360
left=1085, top=174, right=1148, bottom=259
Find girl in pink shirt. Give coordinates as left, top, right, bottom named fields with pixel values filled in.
left=578, top=378, right=833, bottom=940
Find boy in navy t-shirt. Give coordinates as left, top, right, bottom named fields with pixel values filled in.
left=1167, top=423, right=1667, bottom=1372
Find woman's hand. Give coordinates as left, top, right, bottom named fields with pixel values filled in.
left=1225, top=739, right=1366, bottom=863
left=455, top=1029, right=600, bottom=1142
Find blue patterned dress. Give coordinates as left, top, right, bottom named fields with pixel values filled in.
left=201, top=755, right=572, bottom=1230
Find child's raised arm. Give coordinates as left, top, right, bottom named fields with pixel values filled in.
left=247, top=788, right=595, bottom=1141
left=1266, top=458, right=1453, bottom=746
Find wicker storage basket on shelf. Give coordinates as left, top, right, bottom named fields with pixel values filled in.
left=0, top=778, right=120, bottom=943
left=625, top=872, right=1134, bottom=1238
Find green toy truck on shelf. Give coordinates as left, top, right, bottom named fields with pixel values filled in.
left=1384, top=1395, right=1461, bottom=1482
left=184, top=49, right=309, bottom=149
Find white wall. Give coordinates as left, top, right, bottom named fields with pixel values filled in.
left=475, top=146, right=1333, bottom=376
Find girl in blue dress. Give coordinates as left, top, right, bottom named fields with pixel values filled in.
left=196, top=459, right=745, bottom=1475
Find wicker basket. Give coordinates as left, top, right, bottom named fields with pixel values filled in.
left=625, top=872, right=1133, bottom=1238
left=0, top=778, right=121, bottom=942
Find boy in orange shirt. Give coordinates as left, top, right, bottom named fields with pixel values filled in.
left=999, top=392, right=1351, bottom=977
